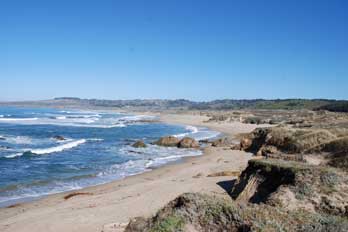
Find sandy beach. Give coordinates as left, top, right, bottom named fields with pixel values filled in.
left=0, top=113, right=262, bottom=232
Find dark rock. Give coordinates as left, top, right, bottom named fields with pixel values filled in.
left=53, top=135, right=65, bottom=141
left=240, top=137, right=253, bottom=150
left=199, top=139, right=210, bottom=144
left=154, top=136, right=180, bottom=147
left=243, top=117, right=263, bottom=124
left=178, top=137, right=199, bottom=149
left=132, top=140, right=147, bottom=148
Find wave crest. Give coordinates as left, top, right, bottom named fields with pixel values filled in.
left=5, top=139, right=87, bottom=158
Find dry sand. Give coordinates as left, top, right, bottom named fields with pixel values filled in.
left=0, top=113, right=262, bottom=232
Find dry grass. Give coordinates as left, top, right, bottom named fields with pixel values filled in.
left=125, top=193, right=348, bottom=232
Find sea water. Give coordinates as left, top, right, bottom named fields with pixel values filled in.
left=0, top=107, right=219, bottom=207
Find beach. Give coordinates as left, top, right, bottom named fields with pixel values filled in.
left=0, top=113, right=262, bottom=232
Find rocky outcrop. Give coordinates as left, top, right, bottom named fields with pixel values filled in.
left=154, top=136, right=180, bottom=147
left=132, top=140, right=147, bottom=148
left=231, top=159, right=300, bottom=203
left=154, top=136, right=200, bottom=149
left=240, top=137, right=253, bottom=150
left=178, top=137, right=199, bottom=148
left=53, top=135, right=65, bottom=141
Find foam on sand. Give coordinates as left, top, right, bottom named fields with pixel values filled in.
left=173, top=125, right=220, bottom=141
left=117, top=144, right=202, bottom=171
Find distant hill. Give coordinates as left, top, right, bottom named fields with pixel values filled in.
left=315, top=101, right=348, bottom=113
left=1, top=98, right=347, bottom=112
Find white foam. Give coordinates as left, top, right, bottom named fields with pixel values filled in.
left=118, top=144, right=202, bottom=170
left=120, top=115, right=152, bottom=121
left=5, top=136, right=33, bottom=144
left=117, top=115, right=156, bottom=124
left=0, top=117, right=38, bottom=121
left=5, top=153, right=23, bottom=158
left=186, top=125, right=199, bottom=133
left=0, top=115, right=3, bottom=118
left=5, top=139, right=87, bottom=158
left=0, top=112, right=155, bottom=128
left=97, top=159, right=150, bottom=179
left=88, top=138, right=104, bottom=142
left=28, top=139, right=87, bottom=155
left=174, top=125, right=199, bottom=138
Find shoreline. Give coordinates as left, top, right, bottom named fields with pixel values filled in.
left=0, top=112, right=218, bottom=208
left=0, top=112, right=263, bottom=232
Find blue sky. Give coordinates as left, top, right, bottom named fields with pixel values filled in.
left=1, top=0, right=347, bottom=101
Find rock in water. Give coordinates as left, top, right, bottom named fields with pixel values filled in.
left=132, top=140, right=147, bottom=148
left=178, top=137, right=199, bottom=148
left=154, top=136, right=180, bottom=147
left=53, top=135, right=65, bottom=141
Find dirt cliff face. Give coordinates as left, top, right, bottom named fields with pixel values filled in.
left=231, top=159, right=348, bottom=217
left=231, top=159, right=299, bottom=203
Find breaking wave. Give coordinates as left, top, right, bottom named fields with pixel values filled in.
left=5, top=139, right=87, bottom=158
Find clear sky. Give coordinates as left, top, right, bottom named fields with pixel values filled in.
left=1, top=0, right=347, bottom=101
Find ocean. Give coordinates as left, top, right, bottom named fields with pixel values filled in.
left=0, top=107, right=219, bottom=207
